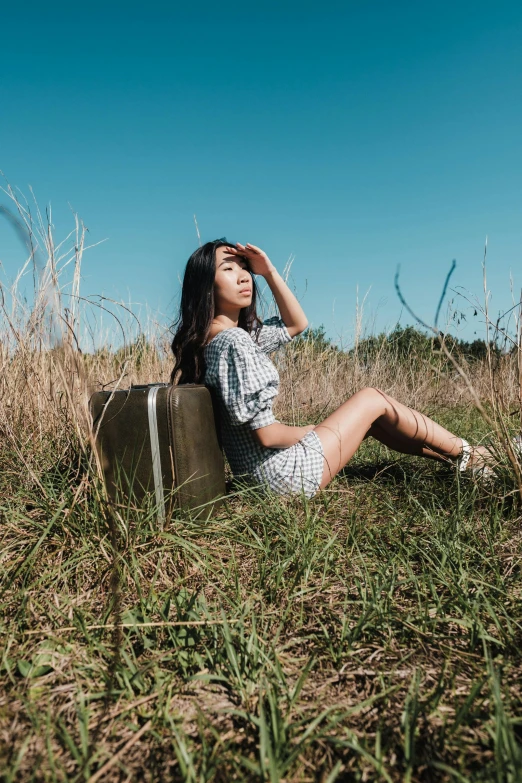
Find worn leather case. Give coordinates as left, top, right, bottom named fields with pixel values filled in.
left=89, top=384, right=225, bottom=521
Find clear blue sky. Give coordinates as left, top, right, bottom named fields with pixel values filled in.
left=1, top=0, right=522, bottom=345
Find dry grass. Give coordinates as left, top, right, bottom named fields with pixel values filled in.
left=1, top=190, right=521, bottom=781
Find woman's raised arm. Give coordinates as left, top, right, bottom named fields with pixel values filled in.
left=228, top=242, right=308, bottom=337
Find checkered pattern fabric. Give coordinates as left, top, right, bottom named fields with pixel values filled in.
left=204, top=317, right=325, bottom=498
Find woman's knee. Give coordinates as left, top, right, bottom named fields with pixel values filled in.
left=357, top=387, right=393, bottom=423
left=354, top=387, right=387, bottom=409
left=357, top=385, right=380, bottom=394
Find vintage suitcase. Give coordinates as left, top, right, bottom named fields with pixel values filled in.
left=89, top=384, right=226, bottom=523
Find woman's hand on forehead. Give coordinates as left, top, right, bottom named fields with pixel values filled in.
left=227, top=243, right=275, bottom=277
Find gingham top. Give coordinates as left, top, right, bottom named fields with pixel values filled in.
left=204, top=317, right=324, bottom=498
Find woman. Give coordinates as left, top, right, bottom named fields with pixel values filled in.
left=171, top=239, right=489, bottom=498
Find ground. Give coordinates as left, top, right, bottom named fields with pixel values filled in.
left=1, top=405, right=521, bottom=782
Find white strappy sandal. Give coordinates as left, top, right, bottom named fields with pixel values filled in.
left=512, top=433, right=522, bottom=458
left=459, top=434, right=522, bottom=480
left=458, top=438, right=495, bottom=480
left=458, top=439, right=472, bottom=472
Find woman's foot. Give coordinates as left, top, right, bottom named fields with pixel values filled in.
left=458, top=439, right=495, bottom=477
left=469, top=445, right=496, bottom=469
left=458, top=435, right=522, bottom=479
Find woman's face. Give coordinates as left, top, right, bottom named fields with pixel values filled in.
left=213, top=246, right=253, bottom=313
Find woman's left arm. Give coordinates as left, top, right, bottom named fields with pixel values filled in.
left=232, top=242, right=308, bottom=337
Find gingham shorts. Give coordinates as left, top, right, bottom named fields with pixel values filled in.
left=251, top=430, right=325, bottom=499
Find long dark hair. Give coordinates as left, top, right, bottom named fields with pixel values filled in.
left=170, top=239, right=262, bottom=384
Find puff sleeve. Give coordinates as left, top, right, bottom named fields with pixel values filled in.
left=253, top=316, right=292, bottom=354
left=217, top=332, right=278, bottom=430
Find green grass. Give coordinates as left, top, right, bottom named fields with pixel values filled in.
left=1, top=407, right=522, bottom=782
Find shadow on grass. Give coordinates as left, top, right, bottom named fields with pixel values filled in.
left=338, top=459, right=451, bottom=484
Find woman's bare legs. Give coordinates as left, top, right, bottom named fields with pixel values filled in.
left=314, top=387, right=466, bottom=490
left=365, top=421, right=453, bottom=461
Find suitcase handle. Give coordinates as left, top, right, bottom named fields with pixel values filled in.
left=131, top=383, right=169, bottom=390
